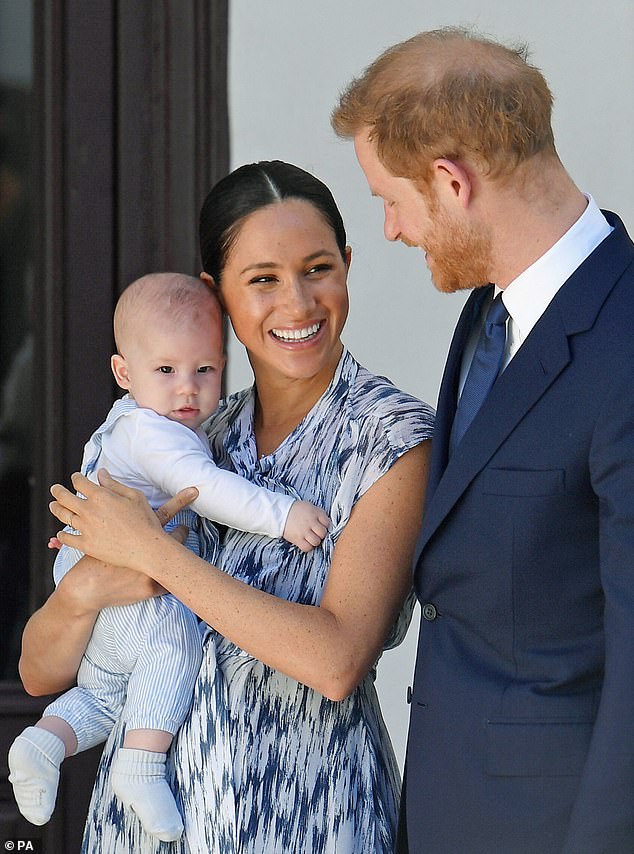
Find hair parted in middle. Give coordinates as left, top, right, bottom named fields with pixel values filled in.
left=198, top=160, right=348, bottom=287
left=331, top=26, right=557, bottom=182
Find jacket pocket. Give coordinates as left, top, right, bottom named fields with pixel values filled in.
left=481, top=467, right=565, bottom=497
left=486, top=718, right=593, bottom=776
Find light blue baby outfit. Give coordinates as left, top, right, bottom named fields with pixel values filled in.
left=79, top=351, right=435, bottom=854
left=44, top=396, right=219, bottom=752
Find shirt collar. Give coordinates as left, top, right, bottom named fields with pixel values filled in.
left=499, top=195, right=612, bottom=342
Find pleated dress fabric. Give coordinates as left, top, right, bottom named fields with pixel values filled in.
left=80, top=350, right=434, bottom=854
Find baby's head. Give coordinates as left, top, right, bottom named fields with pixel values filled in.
left=111, top=272, right=225, bottom=430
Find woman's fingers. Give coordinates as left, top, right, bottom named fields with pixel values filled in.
left=49, top=498, right=77, bottom=529
left=95, top=469, right=198, bottom=526
left=48, top=468, right=196, bottom=567
left=155, top=487, right=199, bottom=527
left=94, top=468, right=138, bottom=496
left=49, top=481, right=85, bottom=514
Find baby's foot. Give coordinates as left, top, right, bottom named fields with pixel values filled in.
left=111, top=747, right=183, bottom=842
left=8, top=727, right=65, bottom=825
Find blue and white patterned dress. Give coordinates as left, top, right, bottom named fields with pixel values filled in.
left=80, top=350, right=434, bottom=853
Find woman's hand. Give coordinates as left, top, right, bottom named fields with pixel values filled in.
left=49, top=469, right=199, bottom=574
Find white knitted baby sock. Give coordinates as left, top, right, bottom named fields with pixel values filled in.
left=8, top=726, right=66, bottom=825
left=111, top=747, right=183, bottom=842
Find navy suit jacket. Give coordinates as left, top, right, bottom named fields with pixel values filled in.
left=402, top=212, right=634, bottom=853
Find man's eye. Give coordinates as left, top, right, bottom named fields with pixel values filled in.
left=158, top=366, right=174, bottom=374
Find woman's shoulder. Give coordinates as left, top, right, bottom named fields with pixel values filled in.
left=348, top=356, right=435, bottom=430
left=333, top=354, right=434, bottom=456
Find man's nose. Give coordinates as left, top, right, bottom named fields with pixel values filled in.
left=383, top=201, right=400, bottom=242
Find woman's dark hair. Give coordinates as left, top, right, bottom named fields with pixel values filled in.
left=199, top=161, right=347, bottom=284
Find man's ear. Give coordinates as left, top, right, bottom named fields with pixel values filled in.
left=200, top=271, right=226, bottom=311
left=430, top=157, right=473, bottom=209
left=111, top=354, right=132, bottom=391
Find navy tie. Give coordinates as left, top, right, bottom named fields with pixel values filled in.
left=450, top=293, right=509, bottom=453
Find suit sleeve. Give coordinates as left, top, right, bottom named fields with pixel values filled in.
left=562, top=366, right=634, bottom=852
left=111, top=410, right=294, bottom=539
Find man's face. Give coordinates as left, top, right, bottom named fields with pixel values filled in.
left=353, top=131, right=492, bottom=293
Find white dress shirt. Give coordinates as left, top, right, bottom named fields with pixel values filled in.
left=458, top=195, right=613, bottom=395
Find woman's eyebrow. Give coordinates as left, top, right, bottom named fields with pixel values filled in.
left=303, top=249, right=337, bottom=263
left=239, top=250, right=337, bottom=276
left=239, top=261, right=277, bottom=275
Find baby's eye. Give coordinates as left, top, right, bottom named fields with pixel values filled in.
left=197, top=365, right=214, bottom=374
left=158, top=366, right=174, bottom=374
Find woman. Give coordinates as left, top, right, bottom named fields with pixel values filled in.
left=23, top=162, right=434, bottom=853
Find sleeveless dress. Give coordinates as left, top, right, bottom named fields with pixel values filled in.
left=80, top=350, right=434, bottom=853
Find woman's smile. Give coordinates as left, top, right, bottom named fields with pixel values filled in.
left=270, top=320, right=324, bottom=344
left=217, top=198, right=350, bottom=384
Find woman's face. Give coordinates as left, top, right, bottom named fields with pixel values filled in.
left=215, top=199, right=350, bottom=385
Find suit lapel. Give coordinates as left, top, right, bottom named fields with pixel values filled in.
left=427, top=287, right=490, bottom=493
left=416, top=211, right=634, bottom=564
left=418, top=307, right=570, bottom=556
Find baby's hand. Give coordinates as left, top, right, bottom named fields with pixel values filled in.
left=283, top=500, right=330, bottom=552
left=48, top=536, right=63, bottom=550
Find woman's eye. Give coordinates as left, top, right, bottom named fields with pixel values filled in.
left=158, top=366, right=174, bottom=374
left=307, top=263, right=332, bottom=276
left=249, top=275, right=276, bottom=285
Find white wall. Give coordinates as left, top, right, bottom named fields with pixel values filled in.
left=228, top=1, right=634, bottom=769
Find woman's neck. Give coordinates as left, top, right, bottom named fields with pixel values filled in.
left=252, top=345, right=343, bottom=457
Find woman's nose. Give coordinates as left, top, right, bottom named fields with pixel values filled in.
left=283, top=277, right=316, bottom=315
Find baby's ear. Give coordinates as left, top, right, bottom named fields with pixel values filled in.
left=111, top=354, right=131, bottom=391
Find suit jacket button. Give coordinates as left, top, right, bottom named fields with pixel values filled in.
left=407, top=686, right=412, bottom=704
left=422, top=603, right=438, bottom=621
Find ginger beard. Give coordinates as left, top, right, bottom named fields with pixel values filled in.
left=413, top=186, right=493, bottom=294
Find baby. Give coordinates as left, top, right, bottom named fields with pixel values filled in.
left=8, top=272, right=329, bottom=842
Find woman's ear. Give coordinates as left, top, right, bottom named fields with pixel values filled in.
left=111, top=354, right=132, bottom=391
left=344, top=245, right=352, bottom=272
left=200, top=271, right=226, bottom=311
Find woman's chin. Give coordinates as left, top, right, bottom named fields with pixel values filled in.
left=259, top=330, right=342, bottom=381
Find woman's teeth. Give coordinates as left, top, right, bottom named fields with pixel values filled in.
left=271, top=322, right=321, bottom=342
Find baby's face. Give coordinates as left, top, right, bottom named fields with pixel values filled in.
left=121, top=310, right=225, bottom=430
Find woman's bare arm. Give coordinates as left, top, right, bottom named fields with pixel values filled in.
left=51, top=443, right=430, bottom=701
left=19, top=556, right=164, bottom=695
left=19, top=560, right=100, bottom=696
left=20, top=489, right=196, bottom=696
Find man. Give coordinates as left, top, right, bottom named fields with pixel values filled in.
left=332, top=27, right=634, bottom=854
